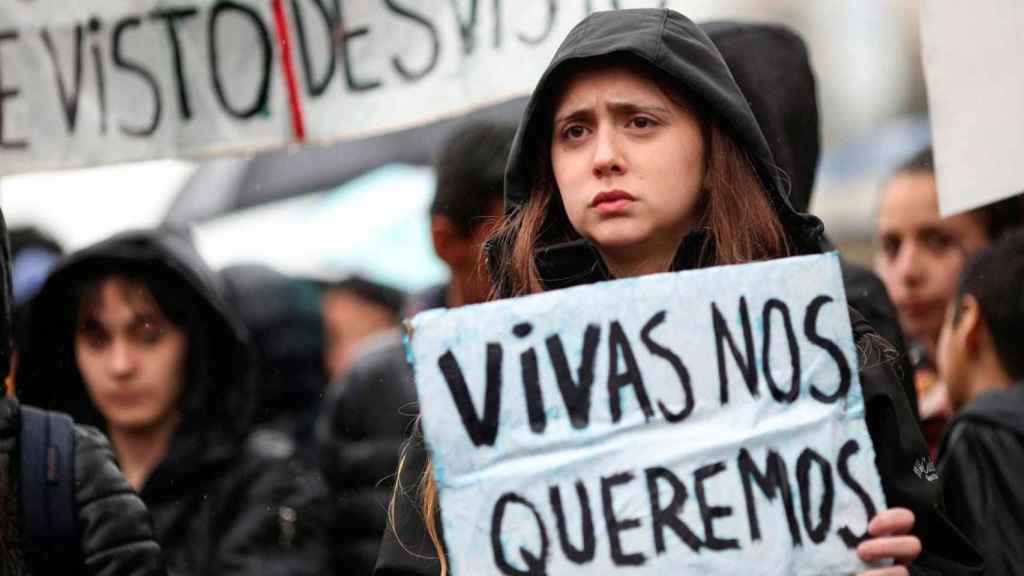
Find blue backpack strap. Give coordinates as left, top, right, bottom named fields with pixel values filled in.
left=19, top=405, right=79, bottom=572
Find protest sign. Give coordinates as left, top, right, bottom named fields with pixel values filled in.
left=408, top=253, right=886, bottom=575
left=921, top=0, right=1024, bottom=216
left=1, top=0, right=755, bottom=175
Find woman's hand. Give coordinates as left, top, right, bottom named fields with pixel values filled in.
left=855, top=508, right=921, bottom=576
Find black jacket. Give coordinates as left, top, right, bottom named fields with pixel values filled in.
left=15, top=230, right=327, bottom=576
left=377, top=10, right=981, bottom=575
left=937, top=385, right=1024, bottom=576
left=316, top=330, right=420, bottom=576
left=0, top=391, right=166, bottom=576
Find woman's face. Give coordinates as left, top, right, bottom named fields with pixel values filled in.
left=550, top=65, right=706, bottom=275
left=75, top=275, right=188, bottom=435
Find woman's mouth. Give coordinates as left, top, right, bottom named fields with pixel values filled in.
left=591, top=190, right=636, bottom=215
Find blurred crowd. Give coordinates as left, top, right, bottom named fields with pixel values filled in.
left=0, top=9, right=1022, bottom=576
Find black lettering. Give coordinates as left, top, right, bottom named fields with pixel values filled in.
left=761, top=299, right=801, bottom=403
left=737, top=448, right=802, bottom=546
left=521, top=347, right=545, bottom=434
left=607, top=321, right=654, bottom=423
left=517, top=0, right=556, bottom=45
left=694, top=461, right=739, bottom=551
left=545, top=325, right=599, bottom=429
left=491, top=492, right=549, bottom=576
left=385, top=0, right=440, bottom=81
left=549, top=481, right=595, bottom=564
left=40, top=25, right=84, bottom=132
left=291, top=0, right=336, bottom=97
left=601, top=472, right=645, bottom=566
left=836, top=440, right=877, bottom=548
left=645, top=466, right=702, bottom=554
left=449, top=0, right=501, bottom=54
left=209, top=1, right=272, bottom=118
left=438, top=345, right=502, bottom=446
left=112, top=17, right=162, bottom=137
left=87, top=18, right=107, bottom=134
left=0, top=30, right=27, bottom=149
left=713, top=298, right=758, bottom=404
left=640, top=310, right=694, bottom=423
left=150, top=7, right=199, bottom=120
left=796, top=448, right=834, bottom=544
left=336, top=0, right=381, bottom=92
left=804, top=296, right=852, bottom=403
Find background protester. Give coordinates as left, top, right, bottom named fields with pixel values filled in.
left=935, top=230, right=1024, bottom=576
left=15, top=229, right=328, bottom=575
left=221, top=263, right=326, bottom=453
left=0, top=213, right=166, bottom=576
left=316, top=120, right=515, bottom=576
left=322, top=275, right=405, bottom=382
left=874, top=147, right=1022, bottom=451
left=378, top=10, right=983, bottom=576
left=702, top=20, right=918, bottom=419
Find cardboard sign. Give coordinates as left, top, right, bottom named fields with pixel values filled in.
left=408, top=253, right=886, bottom=575
left=921, top=0, right=1024, bottom=216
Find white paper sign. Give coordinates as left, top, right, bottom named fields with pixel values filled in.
left=921, top=0, right=1024, bottom=216
left=409, top=253, right=886, bottom=575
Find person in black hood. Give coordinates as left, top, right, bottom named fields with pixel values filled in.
left=0, top=214, right=166, bottom=575
left=934, top=230, right=1024, bottom=576
left=377, top=9, right=982, bottom=576
left=15, top=229, right=327, bottom=576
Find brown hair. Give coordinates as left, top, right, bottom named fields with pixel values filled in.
left=393, top=58, right=792, bottom=573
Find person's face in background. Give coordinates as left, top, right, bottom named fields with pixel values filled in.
left=75, top=275, right=187, bottom=434
left=431, top=197, right=504, bottom=307
left=873, top=172, right=989, bottom=355
left=550, top=65, right=706, bottom=277
left=322, top=288, right=397, bottom=380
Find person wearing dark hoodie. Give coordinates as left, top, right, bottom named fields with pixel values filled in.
left=14, top=229, right=326, bottom=576
left=375, top=9, right=982, bottom=576
left=314, top=120, right=516, bottom=576
left=934, top=230, right=1024, bottom=575
left=0, top=213, right=166, bottom=575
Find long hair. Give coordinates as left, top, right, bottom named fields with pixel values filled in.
left=394, top=58, right=793, bottom=573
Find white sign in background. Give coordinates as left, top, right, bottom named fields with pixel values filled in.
left=921, top=0, right=1024, bottom=216
left=409, top=253, right=887, bottom=575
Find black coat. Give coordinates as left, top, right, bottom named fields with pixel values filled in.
left=0, top=396, right=166, bottom=576
left=316, top=330, right=420, bottom=576
left=15, top=230, right=328, bottom=576
left=938, top=386, right=1024, bottom=576
left=377, top=10, right=981, bottom=576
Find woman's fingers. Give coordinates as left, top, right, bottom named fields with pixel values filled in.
left=858, top=535, right=922, bottom=564
left=867, top=507, right=915, bottom=536
left=855, top=567, right=909, bottom=576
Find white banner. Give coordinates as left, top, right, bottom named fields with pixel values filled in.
left=408, top=253, right=887, bottom=575
left=2, top=0, right=774, bottom=175
left=921, top=0, right=1024, bottom=216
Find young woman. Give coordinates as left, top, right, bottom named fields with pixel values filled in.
left=376, top=9, right=983, bottom=576
left=15, top=230, right=328, bottom=575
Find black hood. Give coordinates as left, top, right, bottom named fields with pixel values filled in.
left=702, top=21, right=820, bottom=213
left=954, top=385, right=1024, bottom=438
left=493, top=10, right=825, bottom=291
left=15, top=229, right=255, bottom=447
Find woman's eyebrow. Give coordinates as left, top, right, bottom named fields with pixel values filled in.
left=553, top=107, right=594, bottom=126
left=554, top=102, right=671, bottom=125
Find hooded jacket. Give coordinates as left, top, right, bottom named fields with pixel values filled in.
left=937, top=385, right=1024, bottom=576
left=0, top=213, right=165, bottom=576
left=377, top=10, right=982, bottom=575
left=15, top=230, right=327, bottom=576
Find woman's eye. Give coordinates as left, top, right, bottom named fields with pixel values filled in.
left=135, top=321, right=165, bottom=344
left=563, top=125, right=587, bottom=139
left=629, top=116, right=654, bottom=129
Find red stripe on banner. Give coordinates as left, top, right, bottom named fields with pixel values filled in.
left=272, top=0, right=306, bottom=141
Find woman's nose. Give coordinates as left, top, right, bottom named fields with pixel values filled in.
left=592, top=128, right=626, bottom=178
left=108, top=339, right=136, bottom=376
